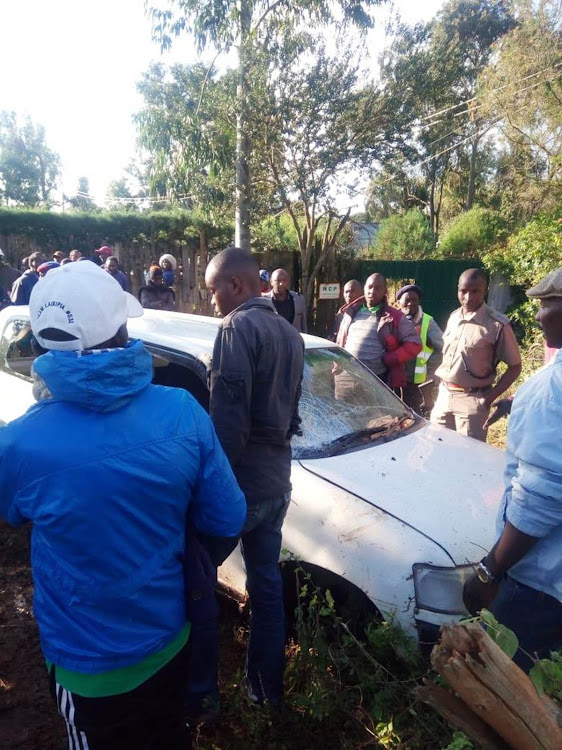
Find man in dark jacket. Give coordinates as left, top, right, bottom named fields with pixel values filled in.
left=205, top=247, right=304, bottom=705
left=265, top=268, right=307, bottom=332
left=10, top=251, right=45, bottom=304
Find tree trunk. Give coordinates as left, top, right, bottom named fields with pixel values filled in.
left=235, top=0, right=251, bottom=251
left=465, top=134, right=480, bottom=211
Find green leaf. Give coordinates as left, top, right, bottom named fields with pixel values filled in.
left=529, top=657, right=562, bottom=700
left=480, top=609, right=519, bottom=659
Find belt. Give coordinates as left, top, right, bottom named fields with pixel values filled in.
left=444, top=382, right=492, bottom=394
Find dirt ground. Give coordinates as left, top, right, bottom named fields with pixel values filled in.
left=0, top=524, right=253, bottom=750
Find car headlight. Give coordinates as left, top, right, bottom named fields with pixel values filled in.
left=412, top=563, right=475, bottom=615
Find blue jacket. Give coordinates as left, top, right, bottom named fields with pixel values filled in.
left=0, top=339, right=246, bottom=673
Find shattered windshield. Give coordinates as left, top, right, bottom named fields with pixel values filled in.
left=292, top=347, right=413, bottom=459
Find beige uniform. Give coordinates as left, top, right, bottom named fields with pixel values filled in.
left=431, top=303, right=521, bottom=441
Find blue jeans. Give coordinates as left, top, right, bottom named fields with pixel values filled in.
left=490, top=576, right=562, bottom=673
left=242, top=493, right=291, bottom=704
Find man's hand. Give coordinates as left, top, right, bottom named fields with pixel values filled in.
left=463, top=573, right=499, bottom=615
left=484, top=397, right=513, bottom=428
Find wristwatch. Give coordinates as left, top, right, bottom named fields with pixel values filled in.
left=476, top=558, right=501, bottom=585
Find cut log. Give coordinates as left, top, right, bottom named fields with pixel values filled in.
left=416, top=681, right=510, bottom=750
left=420, top=621, right=562, bottom=750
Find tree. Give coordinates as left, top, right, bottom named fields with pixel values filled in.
left=67, top=176, right=96, bottom=211
left=437, top=206, right=506, bottom=258
left=365, top=209, right=435, bottom=260
left=0, top=111, right=61, bottom=206
left=148, top=0, right=382, bottom=250
left=255, top=35, right=389, bottom=307
left=135, top=62, right=237, bottom=220
left=478, top=0, right=562, bottom=221
left=372, top=0, right=515, bottom=237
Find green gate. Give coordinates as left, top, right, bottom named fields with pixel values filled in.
left=350, top=258, right=483, bottom=329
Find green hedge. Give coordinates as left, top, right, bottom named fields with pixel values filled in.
left=0, top=207, right=233, bottom=252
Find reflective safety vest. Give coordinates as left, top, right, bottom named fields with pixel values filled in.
left=414, top=313, right=434, bottom=384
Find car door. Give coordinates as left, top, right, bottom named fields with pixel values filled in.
left=0, top=314, right=36, bottom=425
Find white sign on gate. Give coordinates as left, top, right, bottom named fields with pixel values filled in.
left=318, top=283, right=341, bottom=300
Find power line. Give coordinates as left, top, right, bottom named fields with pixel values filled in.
left=423, top=71, right=560, bottom=151
left=417, top=61, right=562, bottom=126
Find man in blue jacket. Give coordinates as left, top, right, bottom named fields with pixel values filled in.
left=0, top=261, right=246, bottom=748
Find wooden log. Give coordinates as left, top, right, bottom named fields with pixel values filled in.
left=429, top=623, right=562, bottom=750
left=417, top=681, right=510, bottom=750
left=462, top=627, right=562, bottom=750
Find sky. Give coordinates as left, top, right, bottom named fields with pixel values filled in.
left=0, top=0, right=446, bottom=207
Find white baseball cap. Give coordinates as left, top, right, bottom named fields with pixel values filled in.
left=30, top=260, right=143, bottom=351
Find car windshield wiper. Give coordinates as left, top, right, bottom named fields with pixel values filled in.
left=322, top=415, right=414, bottom=457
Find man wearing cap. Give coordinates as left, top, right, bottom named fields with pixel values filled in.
left=0, top=261, right=246, bottom=747
left=463, top=267, right=562, bottom=671
left=10, top=251, right=46, bottom=305
left=430, top=268, right=521, bottom=442
left=94, top=245, right=113, bottom=266
left=396, top=284, right=444, bottom=413
left=52, top=250, right=66, bottom=263
left=37, top=261, right=61, bottom=277
left=259, top=269, right=270, bottom=295
left=0, top=247, right=21, bottom=310
left=266, top=268, right=307, bottom=332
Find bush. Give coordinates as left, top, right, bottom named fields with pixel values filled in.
left=483, top=209, right=562, bottom=337
left=366, top=209, right=435, bottom=260
left=437, top=207, right=506, bottom=259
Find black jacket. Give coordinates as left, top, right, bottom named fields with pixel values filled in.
left=209, top=297, right=304, bottom=506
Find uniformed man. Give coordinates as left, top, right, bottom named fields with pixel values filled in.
left=430, top=268, right=521, bottom=442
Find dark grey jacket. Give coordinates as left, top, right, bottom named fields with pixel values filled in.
left=209, top=297, right=304, bottom=506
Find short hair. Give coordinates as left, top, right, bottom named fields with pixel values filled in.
left=106, top=256, right=119, bottom=264
left=459, top=268, right=488, bottom=285
left=210, top=247, right=260, bottom=278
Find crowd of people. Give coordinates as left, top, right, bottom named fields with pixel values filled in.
left=0, top=246, right=180, bottom=313
left=0, top=246, right=560, bottom=748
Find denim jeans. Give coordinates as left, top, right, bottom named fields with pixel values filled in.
left=242, top=493, right=291, bottom=704
left=490, top=576, right=562, bottom=673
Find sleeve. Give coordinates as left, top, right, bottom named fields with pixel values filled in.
left=427, top=319, right=444, bottom=353
left=505, top=392, right=562, bottom=538
left=189, top=398, right=246, bottom=538
left=496, top=323, right=521, bottom=367
left=10, top=277, right=24, bottom=305
left=382, top=314, right=422, bottom=367
left=209, top=326, right=253, bottom=468
left=288, top=346, right=304, bottom=438
left=426, top=319, right=444, bottom=378
left=0, top=430, right=26, bottom=526
left=298, top=296, right=308, bottom=334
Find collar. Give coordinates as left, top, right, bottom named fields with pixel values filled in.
left=461, top=302, right=488, bottom=323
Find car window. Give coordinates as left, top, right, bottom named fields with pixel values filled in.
left=292, top=347, right=412, bottom=458
left=146, top=345, right=210, bottom=411
left=0, top=318, right=41, bottom=381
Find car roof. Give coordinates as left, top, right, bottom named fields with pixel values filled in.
left=2, top=306, right=332, bottom=359
left=128, top=310, right=330, bottom=357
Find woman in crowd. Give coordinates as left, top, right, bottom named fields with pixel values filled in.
left=138, top=265, right=175, bottom=311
